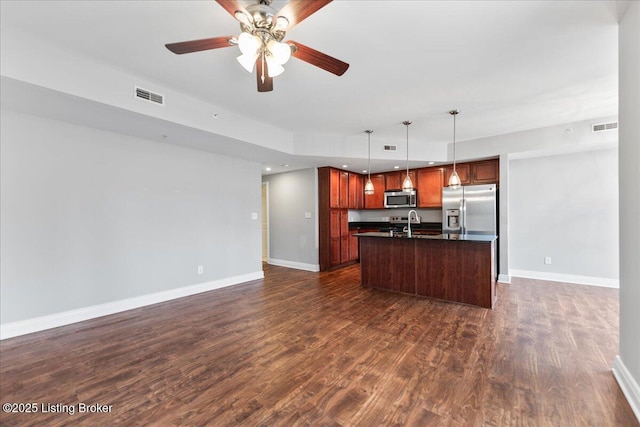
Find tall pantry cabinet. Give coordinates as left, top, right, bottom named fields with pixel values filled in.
left=318, top=167, right=362, bottom=271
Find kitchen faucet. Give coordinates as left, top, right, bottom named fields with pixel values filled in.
left=407, top=209, right=419, bottom=238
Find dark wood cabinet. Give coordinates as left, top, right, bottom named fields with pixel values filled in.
left=339, top=171, right=349, bottom=207
left=444, top=159, right=499, bottom=186
left=416, top=168, right=444, bottom=208
left=349, top=232, right=359, bottom=262
left=348, top=173, right=363, bottom=209
left=471, top=159, right=499, bottom=184
left=444, top=163, right=471, bottom=186
left=329, top=169, right=350, bottom=208
left=364, top=174, right=385, bottom=209
left=385, top=170, right=416, bottom=191
left=359, top=235, right=496, bottom=308
left=319, top=167, right=361, bottom=270
left=384, top=171, right=401, bottom=191
left=329, top=169, right=340, bottom=208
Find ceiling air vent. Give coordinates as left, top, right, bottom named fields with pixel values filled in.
left=592, top=122, right=617, bottom=132
left=135, top=86, right=164, bottom=106
left=384, top=145, right=397, bottom=151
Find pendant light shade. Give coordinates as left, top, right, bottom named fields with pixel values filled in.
left=448, top=109, right=461, bottom=188
left=402, top=121, right=413, bottom=191
left=364, top=130, right=374, bottom=195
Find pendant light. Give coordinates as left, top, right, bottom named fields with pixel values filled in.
left=448, top=109, right=461, bottom=188
left=402, top=120, right=413, bottom=191
left=364, top=130, right=375, bottom=195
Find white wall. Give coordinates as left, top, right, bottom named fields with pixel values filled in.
left=1, top=110, right=263, bottom=335
left=262, top=169, right=319, bottom=271
left=509, top=148, right=619, bottom=286
left=615, top=1, right=640, bottom=421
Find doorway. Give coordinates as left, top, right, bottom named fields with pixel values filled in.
left=261, top=182, right=269, bottom=262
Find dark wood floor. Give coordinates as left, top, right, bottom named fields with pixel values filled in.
left=1, top=264, right=637, bottom=426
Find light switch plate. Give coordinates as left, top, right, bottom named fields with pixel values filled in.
left=304, top=212, right=312, bottom=219
left=251, top=212, right=258, bottom=220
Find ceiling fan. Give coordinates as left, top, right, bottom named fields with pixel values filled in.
left=165, top=0, right=349, bottom=92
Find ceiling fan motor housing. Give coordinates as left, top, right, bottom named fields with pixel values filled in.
left=240, top=3, right=287, bottom=41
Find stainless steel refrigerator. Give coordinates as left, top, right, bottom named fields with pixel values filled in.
left=442, top=184, right=497, bottom=235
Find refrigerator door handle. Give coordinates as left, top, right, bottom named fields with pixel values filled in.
left=460, top=199, right=466, bottom=234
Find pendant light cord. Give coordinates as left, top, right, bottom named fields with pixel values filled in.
left=403, top=121, right=412, bottom=177
left=452, top=112, right=456, bottom=172
left=367, top=130, right=372, bottom=181
left=406, top=123, right=409, bottom=176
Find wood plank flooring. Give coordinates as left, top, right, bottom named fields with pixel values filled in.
left=1, top=264, right=637, bottom=426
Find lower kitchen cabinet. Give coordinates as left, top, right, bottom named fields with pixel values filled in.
left=322, top=208, right=356, bottom=270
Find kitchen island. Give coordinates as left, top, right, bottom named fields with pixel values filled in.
left=355, top=232, right=497, bottom=308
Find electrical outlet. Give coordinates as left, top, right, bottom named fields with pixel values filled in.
left=197, top=265, right=204, bottom=274
left=544, top=257, right=552, bottom=265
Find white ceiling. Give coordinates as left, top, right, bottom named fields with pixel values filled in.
left=0, top=0, right=624, bottom=175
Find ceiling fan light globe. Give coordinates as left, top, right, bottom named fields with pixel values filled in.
left=238, top=32, right=261, bottom=55
left=266, top=57, right=285, bottom=77
left=237, top=52, right=258, bottom=73
left=267, top=40, right=291, bottom=64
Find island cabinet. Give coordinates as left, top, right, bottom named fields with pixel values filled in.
left=414, top=240, right=495, bottom=308
left=360, top=237, right=416, bottom=294
left=357, top=233, right=496, bottom=308
left=319, top=167, right=360, bottom=271
left=364, top=174, right=385, bottom=209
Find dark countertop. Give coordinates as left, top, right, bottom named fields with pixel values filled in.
left=354, top=232, right=497, bottom=242
left=349, top=221, right=442, bottom=231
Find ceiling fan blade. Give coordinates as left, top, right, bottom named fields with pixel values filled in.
left=215, top=0, right=248, bottom=19
left=287, top=41, right=349, bottom=76
left=256, top=58, right=273, bottom=92
left=276, top=0, right=332, bottom=30
left=165, top=36, right=235, bottom=54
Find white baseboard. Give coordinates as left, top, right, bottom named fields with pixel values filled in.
left=0, top=271, right=264, bottom=340
left=613, top=355, right=640, bottom=423
left=267, top=258, right=320, bottom=272
left=498, top=274, right=511, bottom=284
left=509, top=269, right=619, bottom=288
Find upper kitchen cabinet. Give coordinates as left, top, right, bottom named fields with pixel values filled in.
left=364, top=174, right=385, bottom=209
left=471, top=159, right=500, bottom=184
left=444, top=159, right=499, bottom=186
left=416, top=168, right=444, bottom=208
left=329, top=169, right=350, bottom=208
left=348, top=173, right=363, bottom=209
left=444, top=163, right=471, bottom=186
left=384, top=170, right=416, bottom=191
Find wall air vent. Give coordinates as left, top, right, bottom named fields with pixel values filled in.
left=384, top=145, right=397, bottom=151
left=592, top=122, right=618, bottom=132
left=134, top=86, right=164, bottom=106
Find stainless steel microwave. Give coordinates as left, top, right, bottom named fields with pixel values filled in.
left=384, top=190, right=417, bottom=208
